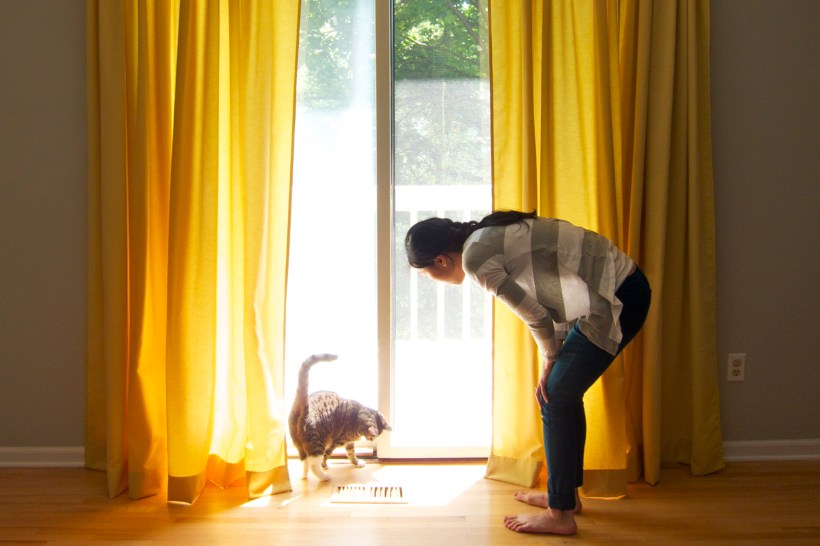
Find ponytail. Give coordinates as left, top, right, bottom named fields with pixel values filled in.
left=476, top=209, right=536, bottom=228
left=405, top=210, right=536, bottom=269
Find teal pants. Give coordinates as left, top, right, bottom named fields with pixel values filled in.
left=538, top=267, right=651, bottom=510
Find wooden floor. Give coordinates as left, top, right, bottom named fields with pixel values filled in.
left=1, top=459, right=819, bottom=545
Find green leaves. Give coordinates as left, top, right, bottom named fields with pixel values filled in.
left=297, top=0, right=488, bottom=110
left=394, top=0, right=488, bottom=80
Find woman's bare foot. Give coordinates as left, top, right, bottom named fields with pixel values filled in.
left=513, top=489, right=582, bottom=514
left=504, top=508, right=577, bottom=535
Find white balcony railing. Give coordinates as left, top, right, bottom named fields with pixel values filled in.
left=394, top=184, right=492, bottom=344
left=387, top=184, right=493, bottom=454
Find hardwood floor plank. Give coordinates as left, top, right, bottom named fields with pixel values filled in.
left=0, top=460, right=818, bottom=545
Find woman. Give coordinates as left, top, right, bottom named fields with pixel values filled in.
left=404, top=210, right=651, bottom=535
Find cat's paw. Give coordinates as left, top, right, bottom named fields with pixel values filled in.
left=309, top=466, right=331, bottom=481
left=353, top=459, right=366, bottom=468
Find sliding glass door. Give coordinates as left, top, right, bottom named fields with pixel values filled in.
left=286, top=0, right=491, bottom=458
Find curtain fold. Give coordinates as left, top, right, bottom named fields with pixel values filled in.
left=86, top=0, right=301, bottom=503
left=486, top=0, right=724, bottom=493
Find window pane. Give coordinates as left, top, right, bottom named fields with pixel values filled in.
left=286, top=1, right=377, bottom=408
left=391, top=0, right=492, bottom=452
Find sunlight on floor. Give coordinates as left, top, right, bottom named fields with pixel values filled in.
left=241, top=493, right=303, bottom=508
left=239, top=462, right=487, bottom=510
left=365, top=464, right=486, bottom=507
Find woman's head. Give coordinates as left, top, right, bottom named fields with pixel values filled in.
left=404, top=210, right=536, bottom=269
left=404, top=217, right=474, bottom=269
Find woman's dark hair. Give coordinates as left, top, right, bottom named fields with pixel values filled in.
left=404, top=210, right=536, bottom=268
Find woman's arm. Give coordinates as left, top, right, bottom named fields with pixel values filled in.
left=495, top=276, right=559, bottom=361
left=466, top=253, right=559, bottom=361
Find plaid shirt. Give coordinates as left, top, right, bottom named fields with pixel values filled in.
left=462, top=217, right=635, bottom=359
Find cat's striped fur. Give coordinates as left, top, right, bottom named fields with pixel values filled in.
left=288, top=353, right=391, bottom=481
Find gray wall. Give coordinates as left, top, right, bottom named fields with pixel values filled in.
left=712, top=0, right=820, bottom=442
left=0, top=1, right=87, bottom=447
left=1, top=2, right=818, bottom=452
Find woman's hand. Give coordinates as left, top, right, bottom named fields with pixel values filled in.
left=536, top=359, right=555, bottom=407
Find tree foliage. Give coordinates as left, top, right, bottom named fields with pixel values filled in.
left=297, top=0, right=368, bottom=109
left=298, top=0, right=487, bottom=107
left=296, top=0, right=490, bottom=187
left=393, top=0, right=488, bottom=80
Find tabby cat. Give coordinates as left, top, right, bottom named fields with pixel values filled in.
left=288, top=353, right=392, bottom=481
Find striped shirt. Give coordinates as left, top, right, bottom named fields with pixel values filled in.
left=462, top=217, right=635, bottom=359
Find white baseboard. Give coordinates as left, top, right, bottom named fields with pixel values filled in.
left=723, top=439, right=820, bottom=461
left=0, top=446, right=85, bottom=468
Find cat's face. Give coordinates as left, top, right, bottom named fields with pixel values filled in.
left=364, top=412, right=392, bottom=441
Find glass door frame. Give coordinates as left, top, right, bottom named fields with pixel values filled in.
left=374, top=0, right=396, bottom=457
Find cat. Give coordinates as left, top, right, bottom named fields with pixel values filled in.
left=288, top=353, right=392, bottom=481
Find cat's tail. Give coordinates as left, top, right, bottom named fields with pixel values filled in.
left=293, top=353, right=338, bottom=406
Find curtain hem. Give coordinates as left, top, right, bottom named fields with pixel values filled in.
left=168, top=473, right=208, bottom=504
left=581, top=469, right=627, bottom=499
left=484, top=453, right=543, bottom=488
left=247, top=466, right=293, bottom=499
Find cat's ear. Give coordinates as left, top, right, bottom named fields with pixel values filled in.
left=377, top=413, right=392, bottom=432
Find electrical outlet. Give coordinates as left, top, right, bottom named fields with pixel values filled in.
left=727, top=353, right=745, bottom=382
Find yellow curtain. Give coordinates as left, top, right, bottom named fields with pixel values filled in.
left=486, top=0, right=725, bottom=494
left=86, top=0, right=301, bottom=503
